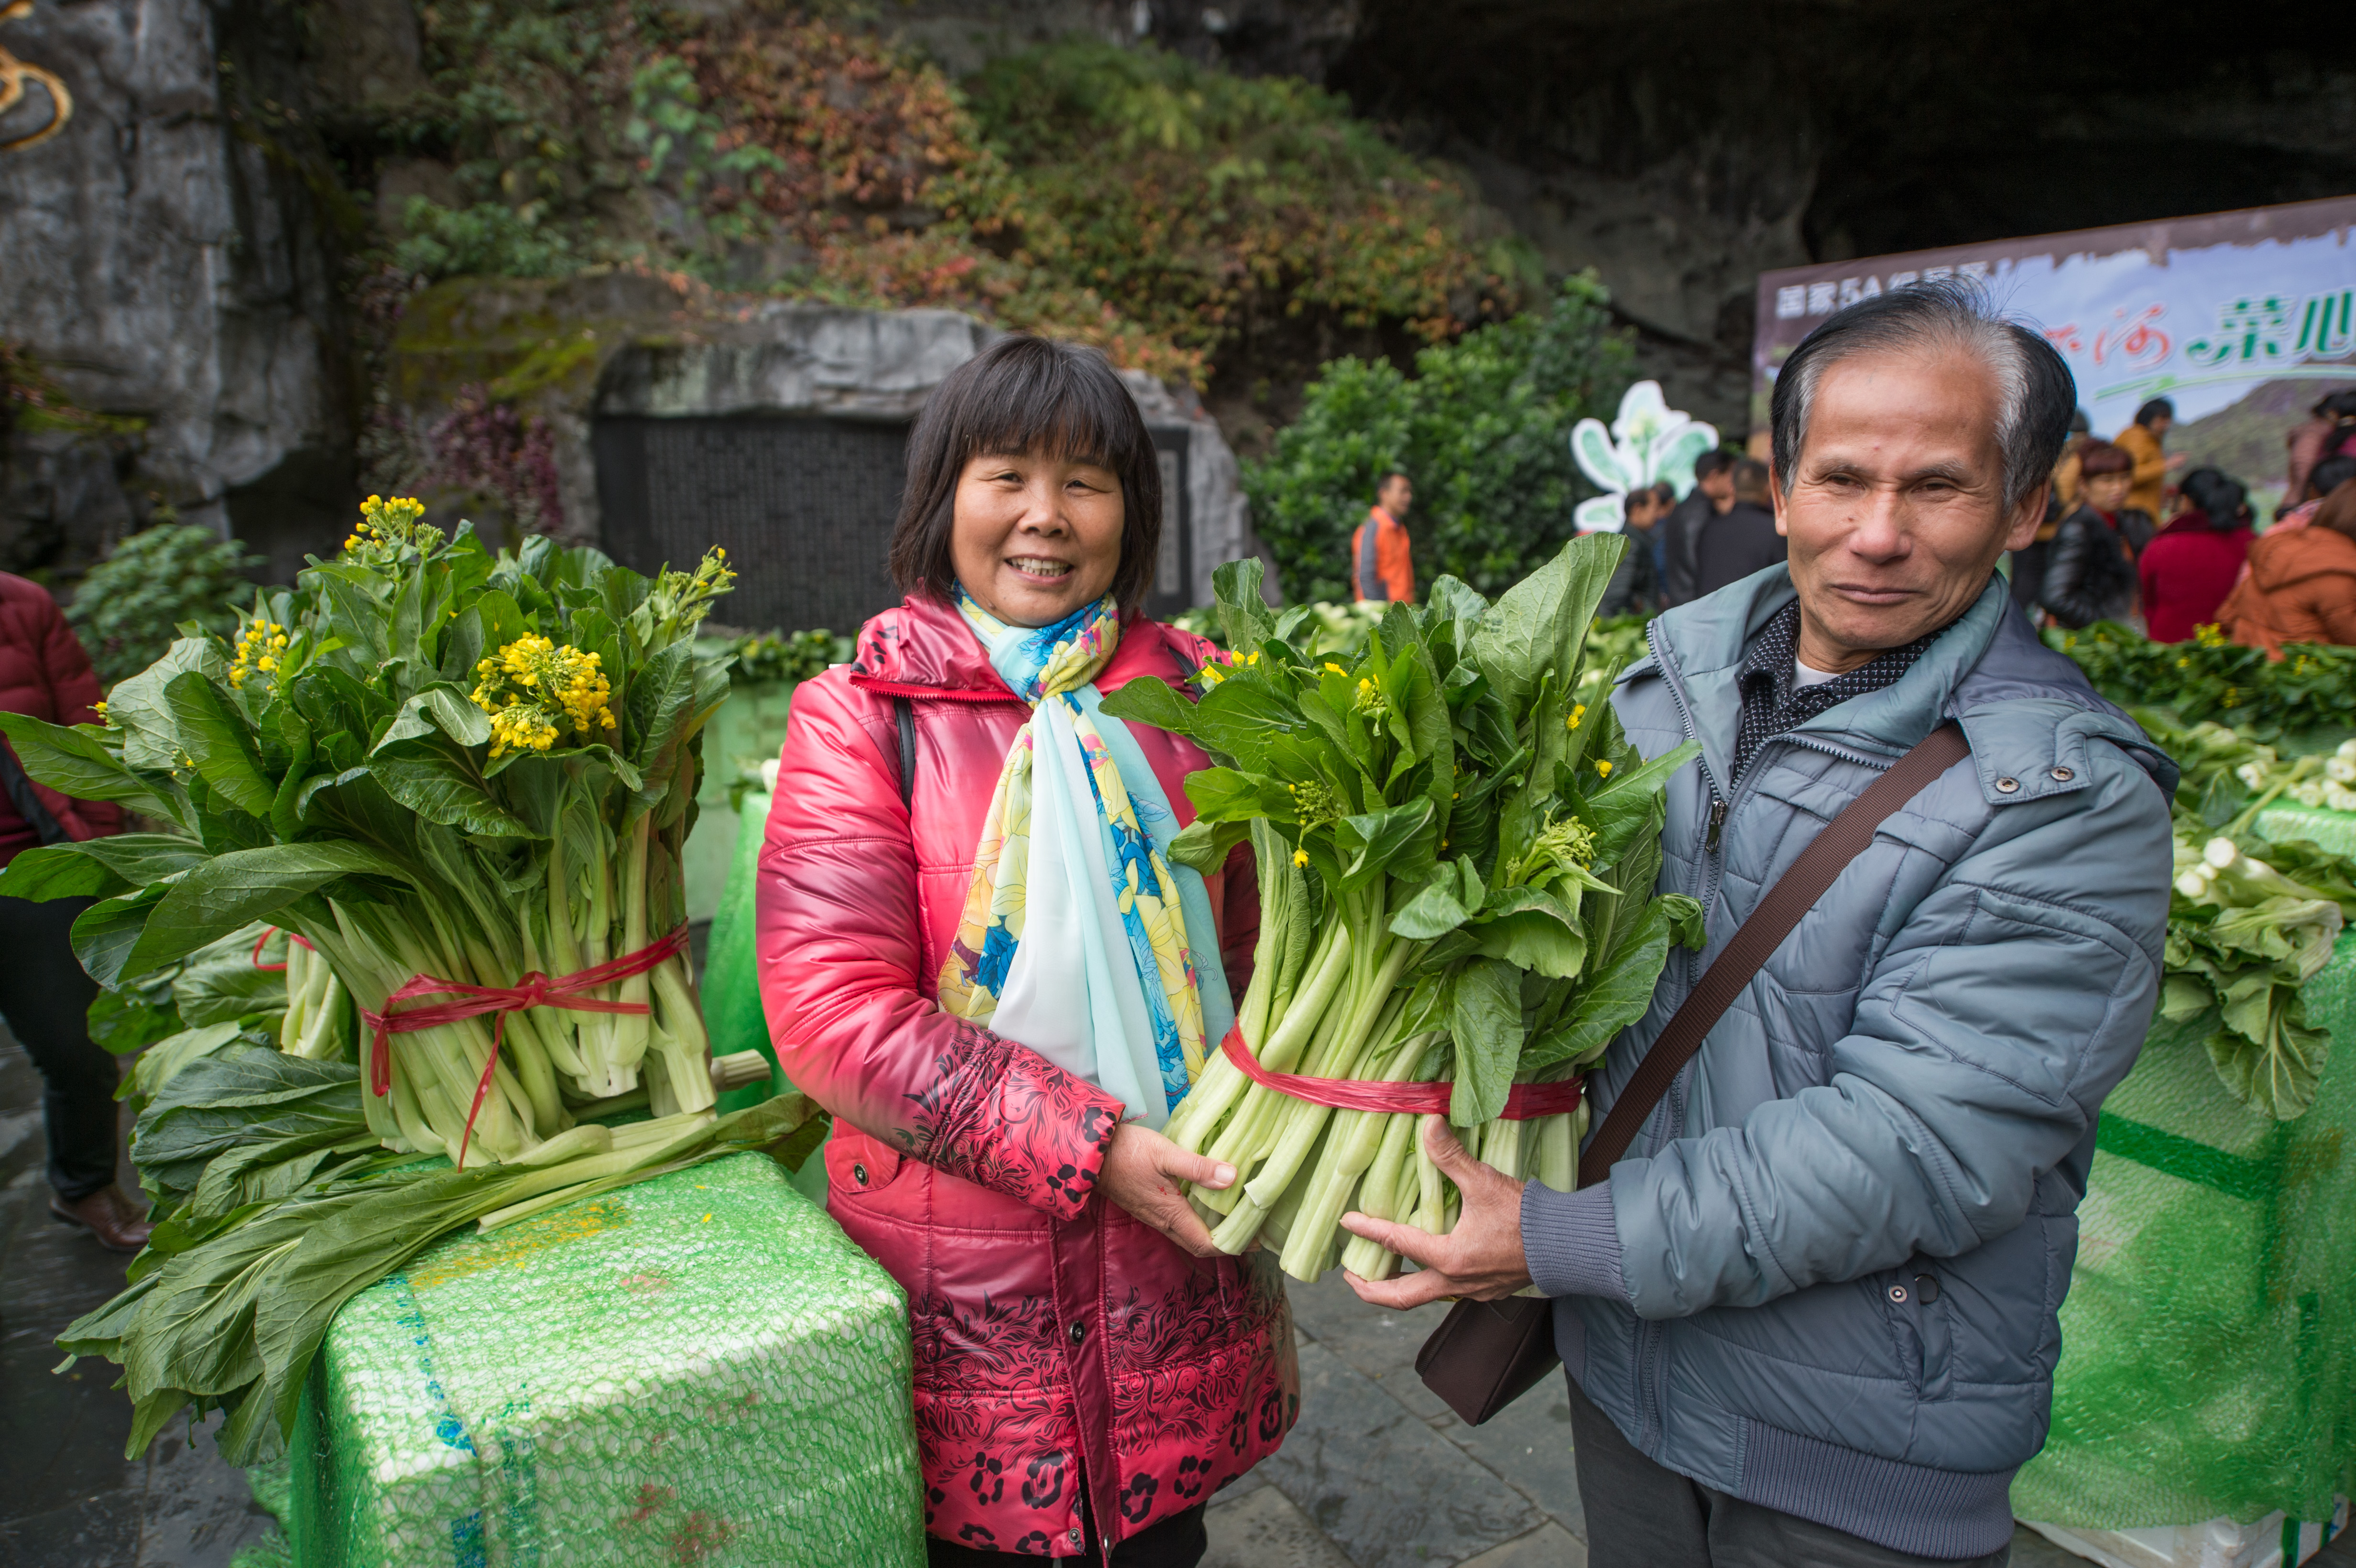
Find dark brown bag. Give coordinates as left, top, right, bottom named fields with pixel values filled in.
left=1414, top=722, right=1971, bottom=1426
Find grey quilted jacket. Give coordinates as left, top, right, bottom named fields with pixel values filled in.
left=1521, top=567, right=2176, bottom=1559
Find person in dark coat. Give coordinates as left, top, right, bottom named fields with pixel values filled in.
left=0, top=572, right=148, bottom=1252
left=1659, top=451, right=1735, bottom=607
left=1599, top=482, right=1671, bottom=616
left=1693, top=457, right=1787, bottom=596
left=2041, top=440, right=2142, bottom=629
left=2140, top=468, right=2255, bottom=642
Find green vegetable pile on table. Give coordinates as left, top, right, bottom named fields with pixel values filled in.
left=1108, top=540, right=1701, bottom=1282
left=2046, top=620, right=2356, bottom=738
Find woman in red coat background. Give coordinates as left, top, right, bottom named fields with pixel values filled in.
left=0, top=572, right=145, bottom=1251
left=757, top=336, right=1294, bottom=1566
left=2139, top=467, right=2255, bottom=643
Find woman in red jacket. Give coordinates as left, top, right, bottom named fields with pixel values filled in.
left=757, top=337, right=1293, bottom=1566
left=0, top=572, right=145, bottom=1251
left=2139, top=468, right=2255, bottom=642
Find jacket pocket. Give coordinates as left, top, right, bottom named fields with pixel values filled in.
left=828, top=1132, right=904, bottom=1198
left=1880, top=1262, right=1953, bottom=1401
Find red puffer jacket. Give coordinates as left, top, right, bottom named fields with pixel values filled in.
left=756, top=595, right=1296, bottom=1558
left=0, top=572, right=121, bottom=867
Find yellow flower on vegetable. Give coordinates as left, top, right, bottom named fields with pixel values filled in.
left=1292, top=849, right=1309, bottom=868
left=1567, top=703, right=1587, bottom=731
left=1595, top=758, right=1613, bottom=776
left=470, top=635, right=616, bottom=756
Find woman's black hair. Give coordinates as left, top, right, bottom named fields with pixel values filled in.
left=2177, top=467, right=2248, bottom=530
left=888, top=335, right=1164, bottom=611
left=2309, top=455, right=2356, bottom=501
left=2134, top=397, right=2175, bottom=427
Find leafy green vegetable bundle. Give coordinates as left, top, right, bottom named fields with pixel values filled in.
left=1103, top=538, right=1700, bottom=1283
left=0, top=497, right=735, bottom=1166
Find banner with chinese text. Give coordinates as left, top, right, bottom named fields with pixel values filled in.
left=1751, top=197, right=2356, bottom=505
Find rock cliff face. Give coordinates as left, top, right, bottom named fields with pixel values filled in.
left=1215, top=0, right=2356, bottom=432
left=0, top=0, right=354, bottom=585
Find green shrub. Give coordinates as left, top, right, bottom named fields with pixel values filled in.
left=393, top=198, right=576, bottom=281
left=1244, top=276, right=1635, bottom=601
left=67, top=525, right=259, bottom=688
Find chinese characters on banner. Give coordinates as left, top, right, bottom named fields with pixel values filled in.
left=1752, top=196, right=2356, bottom=498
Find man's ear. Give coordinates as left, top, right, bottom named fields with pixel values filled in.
left=1768, top=462, right=1790, bottom=538
left=2002, top=481, right=2050, bottom=552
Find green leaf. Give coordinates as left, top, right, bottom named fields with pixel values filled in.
left=0, top=841, right=128, bottom=902
left=120, top=844, right=408, bottom=980
left=1169, top=817, right=1251, bottom=874
left=1448, top=957, right=1524, bottom=1124
left=0, top=712, right=180, bottom=821
left=1473, top=890, right=1589, bottom=980
left=173, top=944, right=291, bottom=1029
left=1212, top=557, right=1275, bottom=653
left=1520, top=898, right=1683, bottom=1072
left=1588, top=740, right=1702, bottom=867
left=2203, top=984, right=2329, bottom=1120
left=1101, top=674, right=1206, bottom=742
left=73, top=887, right=171, bottom=991
left=375, top=686, right=494, bottom=752
left=1182, top=767, right=1295, bottom=823
left=1425, top=575, right=1489, bottom=627
left=106, top=636, right=229, bottom=772
left=1335, top=796, right=1434, bottom=893
left=370, top=752, right=534, bottom=839
left=163, top=672, right=276, bottom=817
left=1390, top=877, right=1471, bottom=939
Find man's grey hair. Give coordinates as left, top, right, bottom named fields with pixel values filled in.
left=1769, top=279, right=2076, bottom=513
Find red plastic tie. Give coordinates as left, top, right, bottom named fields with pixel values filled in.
left=251, top=927, right=318, bottom=973
left=362, top=925, right=691, bottom=1168
left=1218, top=1024, right=1581, bottom=1120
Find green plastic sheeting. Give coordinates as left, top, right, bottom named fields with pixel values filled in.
left=289, top=1152, right=923, bottom=1567
left=2013, top=924, right=2356, bottom=1531
left=708, top=790, right=779, bottom=1116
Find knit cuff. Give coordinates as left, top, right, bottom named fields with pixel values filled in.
left=1521, top=1179, right=1631, bottom=1303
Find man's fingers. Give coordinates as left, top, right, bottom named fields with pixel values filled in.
left=1344, top=1267, right=1457, bottom=1311
left=1340, top=1209, right=1449, bottom=1270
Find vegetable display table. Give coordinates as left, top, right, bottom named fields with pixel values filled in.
left=2013, top=918, right=2356, bottom=1553
left=289, top=1151, right=924, bottom=1567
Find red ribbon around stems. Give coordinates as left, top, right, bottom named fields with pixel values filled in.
left=251, top=927, right=319, bottom=973
left=363, top=925, right=691, bottom=1169
left=1219, top=1024, right=1582, bottom=1120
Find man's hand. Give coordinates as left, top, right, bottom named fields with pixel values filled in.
left=1100, top=1121, right=1235, bottom=1258
left=1339, top=1117, right=1533, bottom=1309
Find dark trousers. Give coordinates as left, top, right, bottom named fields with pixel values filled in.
left=1567, top=1377, right=2009, bottom=1568
left=0, top=894, right=118, bottom=1201
left=926, top=1503, right=1205, bottom=1568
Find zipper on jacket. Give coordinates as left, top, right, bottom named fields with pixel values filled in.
left=1705, top=796, right=1728, bottom=850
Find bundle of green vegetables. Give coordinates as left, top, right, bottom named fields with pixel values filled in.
left=1103, top=538, right=1701, bottom=1284
left=58, top=1036, right=824, bottom=1463
left=0, top=496, right=735, bottom=1166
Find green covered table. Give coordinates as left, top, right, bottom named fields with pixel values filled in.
left=289, top=1151, right=922, bottom=1567
left=2254, top=801, right=2356, bottom=861
left=2014, top=834, right=2356, bottom=1545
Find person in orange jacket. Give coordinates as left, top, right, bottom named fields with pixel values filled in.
left=1352, top=470, right=1416, bottom=602
left=2215, top=477, right=2356, bottom=654
left=2114, top=398, right=2184, bottom=521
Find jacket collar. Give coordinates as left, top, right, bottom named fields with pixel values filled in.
left=1633, top=565, right=2175, bottom=802
left=849, top=594, right=1191, bottom=702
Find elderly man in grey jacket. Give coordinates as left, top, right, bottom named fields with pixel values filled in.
left=1342, top=282, right=2176, bottom=1567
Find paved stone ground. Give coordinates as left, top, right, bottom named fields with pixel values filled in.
left=0, top=1013, right=2346, bottom=1568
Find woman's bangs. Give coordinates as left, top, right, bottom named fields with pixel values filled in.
left=955, top=363, right=1129, bottom=472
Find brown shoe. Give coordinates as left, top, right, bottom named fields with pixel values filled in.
left=50, top=1185, right=154, bottom=1254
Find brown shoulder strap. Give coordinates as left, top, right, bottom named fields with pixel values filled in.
left=1577, top=721, right=1972, bottom=1189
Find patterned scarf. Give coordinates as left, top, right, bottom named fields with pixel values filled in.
left=936, top=592, right=1233, bottom=1124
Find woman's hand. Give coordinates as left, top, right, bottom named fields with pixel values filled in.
left=1339, top=1118, right=1533, bottom=1308
left=1099, top=1122, right=1236, bottom=1258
